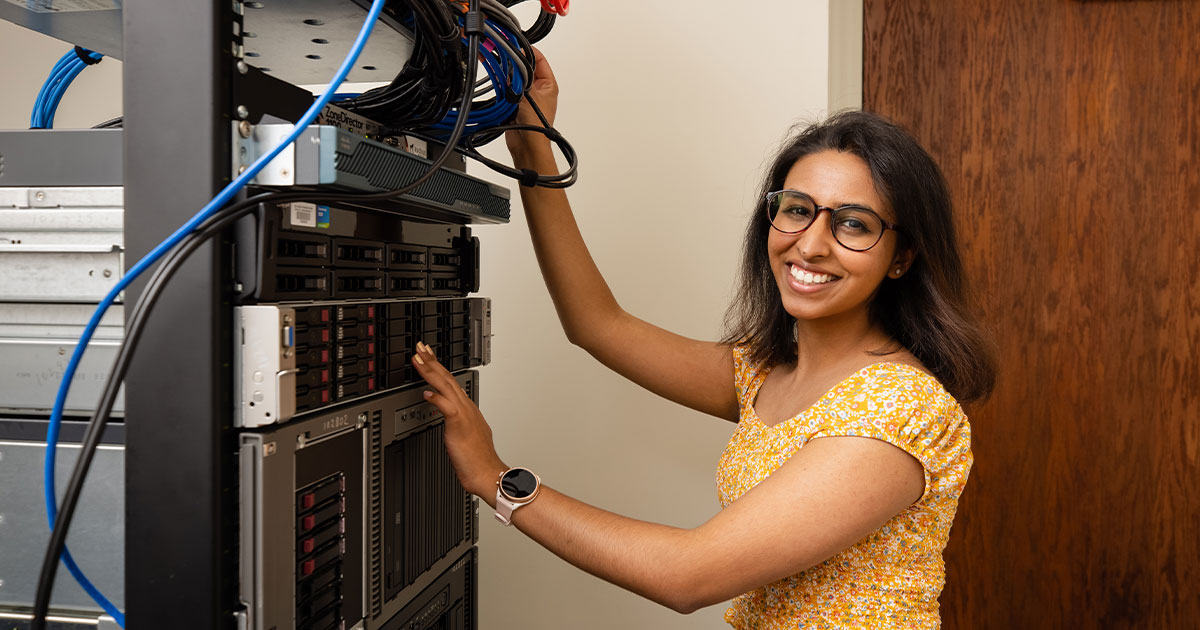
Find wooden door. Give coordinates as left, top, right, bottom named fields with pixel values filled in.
left=863, top=1, right=1200, bottom=627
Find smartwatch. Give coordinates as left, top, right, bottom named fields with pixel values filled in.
left=495, top=467, right=541, bottom=526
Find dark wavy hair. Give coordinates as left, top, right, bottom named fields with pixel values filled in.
left=722, top=110, right=995, bottom=403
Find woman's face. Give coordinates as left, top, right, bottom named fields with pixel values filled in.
left=767, top=150, right=909, bottom=326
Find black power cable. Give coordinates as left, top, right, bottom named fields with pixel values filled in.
left=30, top=5, right=486, bottom=627
left=339, top=0, right=465, bottom=127
left=92, top=116, right=123, bottom=129
left=462, top=93, right=577, bottom=188
left=500, top=0, right=556, bottom=44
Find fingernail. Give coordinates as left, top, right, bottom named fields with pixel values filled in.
left=414, top=355, right=425, bottom=365
left=423, top=390, right=433, bottom=399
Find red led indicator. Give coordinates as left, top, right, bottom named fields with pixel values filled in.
left=321, top=390, right=329, bottom=403
left=302, top=515, right=315, bottom=531
left=320, top=309, right=329, bottom=322
left=368, top=377, right=375, bottom=390
left=321, top=349, right=329, bottom=362
left=368, top=342, right=375, bottom=354
left=367, top=324, right=375, bottom=336
left=302, top=538, right=315, bottom=554
left=368, top=360, right=375, bottom=372
left=368, top=306, right=375, bottom=318
left=321, top=369, right=329, bottom=383
left=302, top=493, right=315, bottom=509
left=321, top=329, right=330, bottom=342
left=302, top=559, right=315, bottom=576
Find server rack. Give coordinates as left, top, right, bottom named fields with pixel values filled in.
left=2, top=2, right=501, bottom=628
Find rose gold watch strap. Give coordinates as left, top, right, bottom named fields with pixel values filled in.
left=495, top=489, right=518, bottom=526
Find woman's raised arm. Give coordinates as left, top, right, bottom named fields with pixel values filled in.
left=507, top=49, right=737, bottom=422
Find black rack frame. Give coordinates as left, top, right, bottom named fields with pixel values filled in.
left=123, top=2, right=238, bottom=627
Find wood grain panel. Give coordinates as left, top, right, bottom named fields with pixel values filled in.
left=864, top=1, right=1200, bottom=627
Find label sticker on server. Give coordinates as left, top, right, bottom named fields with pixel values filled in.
left=317, top=205, right=330, bottom=229
left=289, top=202, right=317, bottom=228
left=404, top=136, right=428, bottom=158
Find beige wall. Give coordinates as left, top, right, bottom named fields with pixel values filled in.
left=0, top=2, right=858, bottom=627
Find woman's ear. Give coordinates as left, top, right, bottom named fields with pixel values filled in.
left=890, top=248, right=916, bottom=278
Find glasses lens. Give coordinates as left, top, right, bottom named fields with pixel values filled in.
left=831, top=207, right=885, bottom=251
left=768, top=192, right=815, bottom=233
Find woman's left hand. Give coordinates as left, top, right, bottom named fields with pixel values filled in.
left=411, top=342, right=507, bottom=499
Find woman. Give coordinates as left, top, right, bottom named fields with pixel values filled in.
left=412, top=50, right=995, bottom=629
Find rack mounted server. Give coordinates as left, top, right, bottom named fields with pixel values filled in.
left=235, top=201, right=481, bottom=303
left=236, top=297, right=491, bottom=428
left=238, top=373, right=479, bottom=630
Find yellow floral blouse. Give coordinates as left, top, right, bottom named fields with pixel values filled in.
left=716, top=345, right=972, bottom=629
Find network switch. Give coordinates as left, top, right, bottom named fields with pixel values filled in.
left=234, top=123, right=511, bottom=224
left=316, top=103, right=468, bottom=174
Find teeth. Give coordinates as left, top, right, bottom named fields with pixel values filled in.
left=789, top=265, right=834, bottom=285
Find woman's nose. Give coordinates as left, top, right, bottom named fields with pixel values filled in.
left=796, top=211, right=835, bottom=258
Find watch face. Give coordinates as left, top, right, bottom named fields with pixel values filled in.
left=501, top=468, right=538, bottom=500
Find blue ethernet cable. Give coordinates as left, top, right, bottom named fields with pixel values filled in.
left=43, top=52, right=100, bottom=128
left=36, top=50, right=101, bottom=128
left=429, top=19, right=523, bottom=139
left=31, top=52, right=74, bottom=128
left=30, top=53, right=73, bottom=128
left=30, top=48, right=103, bottom=129
left=40, top=0, right=388, bottom=623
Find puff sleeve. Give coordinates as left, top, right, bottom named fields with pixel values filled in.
left=810, top=365, right=973, bottom=505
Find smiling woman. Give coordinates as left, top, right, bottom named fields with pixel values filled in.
left=412, top=52, right=995, bottom=630
left=766, top=151, right=908, bottom=327
left=726, top=112, right=995, bottom=405
left=714, top=113, right=993, bottom=626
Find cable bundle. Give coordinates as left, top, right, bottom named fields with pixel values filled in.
left=424, top=1, right=533, bottom=140
left=340, top=1, right=550, bottom=139
left=30, top=47, right=103, bottom=129
left=336, top=0, right=577, bottom=187
left=337, top=0, right=466, bottom=126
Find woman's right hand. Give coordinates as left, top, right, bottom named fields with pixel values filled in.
left=506, top=47, right=559, bottom=158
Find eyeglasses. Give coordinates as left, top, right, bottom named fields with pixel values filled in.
left=765, top=190, right=901, bottom=252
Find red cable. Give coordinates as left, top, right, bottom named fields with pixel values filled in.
left=539, top=0, right=568, bottom=17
